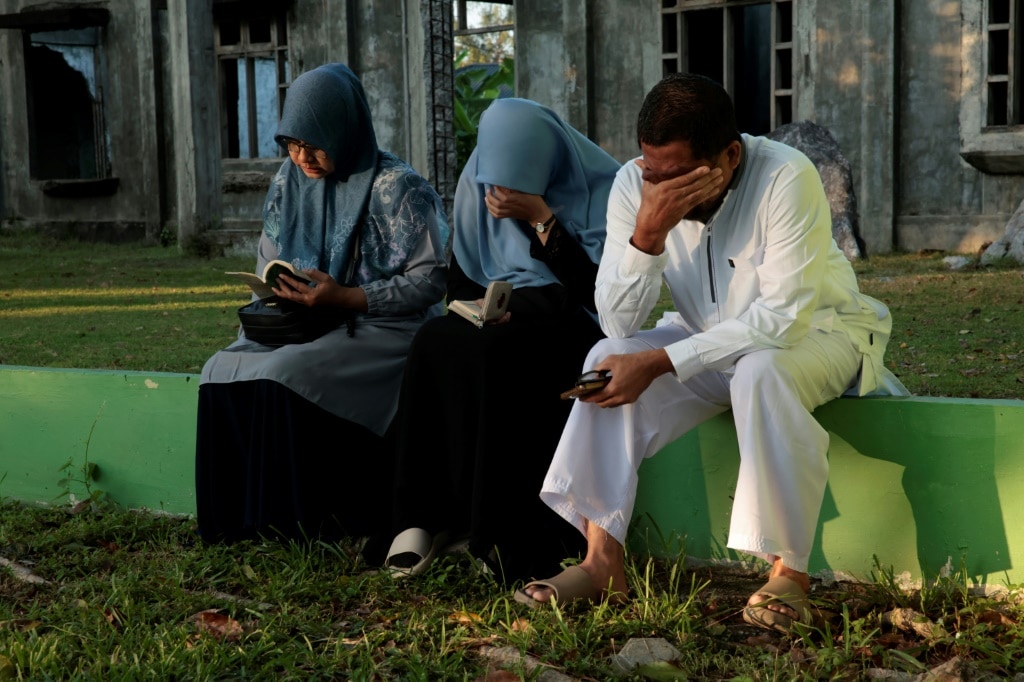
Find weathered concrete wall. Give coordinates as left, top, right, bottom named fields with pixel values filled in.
left=587, top=0, right=661, bottom=163
left=213, top=0, right=438, bottom=245
left=287, top=0, right=431, bottom=180
left=806, top=0, right=896, bottom=256
left=0, top=0, right=439, bottom=246
left=553, top=0, right=1024, bottom=256
left=7, top=0, right=1024, bottom=255
left=894, top=1, right=1017, bottom=254
left=167, top=0, right=221, bottom=247
left=515, top=1, right=589, bottom=136
left=807, top=1, right=1024, bottom=254
left=514, top=0, right=659, bottom=164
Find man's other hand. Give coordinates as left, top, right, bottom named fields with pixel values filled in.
left=581, top=348, right=674, bottom=407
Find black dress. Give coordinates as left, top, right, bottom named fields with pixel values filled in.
left=390, top=221, right=604, bottom=583
left=195, top=381, right=393, bottom=562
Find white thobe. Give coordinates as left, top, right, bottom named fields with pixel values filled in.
left=540, top=135, right=906, bottom=571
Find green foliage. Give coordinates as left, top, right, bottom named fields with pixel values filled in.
left=453, top=2, right=514, bottom=66
left=453, top=51, right=514, bottom=174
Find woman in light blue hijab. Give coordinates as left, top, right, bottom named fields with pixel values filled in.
left=196, top=64, right=450, bottom=556
left=387, top=98, right=621, bottom=583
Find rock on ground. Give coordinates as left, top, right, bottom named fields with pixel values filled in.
left=766, top=120, right=864, bottom=260
left=981, top=196, right=1024, bottom=265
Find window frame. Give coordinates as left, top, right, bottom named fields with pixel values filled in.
left=660, top=0, right=794, bottom=132
left=213, top=6, right=289, bottom=162
left=959, top=0, right=1024, bottom=173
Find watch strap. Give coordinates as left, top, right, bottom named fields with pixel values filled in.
left=535, top=214, right=557, bottom=233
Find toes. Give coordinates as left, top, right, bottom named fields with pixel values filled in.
left=525, top=585, right=554, bottom=603
left=748, top=593, right=798, bottom=619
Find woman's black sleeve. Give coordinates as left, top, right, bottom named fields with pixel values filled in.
left=529, top=220, right=599, bottom=314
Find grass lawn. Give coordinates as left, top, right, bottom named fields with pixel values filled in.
left=2, top=232, right=1024, bottom=679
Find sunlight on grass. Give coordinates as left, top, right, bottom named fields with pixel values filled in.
left=2, top=300, right=246, bottom=318
left=5, top=285, right=247, bottom=300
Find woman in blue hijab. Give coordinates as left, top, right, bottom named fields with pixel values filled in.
left=386, top=98, right=620, bottom=583
left=195, top=64, right=450, bottom=556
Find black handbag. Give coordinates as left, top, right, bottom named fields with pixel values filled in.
left=237, top=237, right=361, bottom=346
left=237, top=296, right=348, bottom=346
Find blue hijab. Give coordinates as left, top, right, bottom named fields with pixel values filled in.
left=453, top=98, right=620, bottom=288
left=262, top=63, right=400, bottom=284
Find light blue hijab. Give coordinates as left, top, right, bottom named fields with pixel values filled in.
left=453, top=98, right=620, bottom=288
left=262, top=63, right=425, bottom=285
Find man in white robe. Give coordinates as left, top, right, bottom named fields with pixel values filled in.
left=514, top=73, right=905, bottom=632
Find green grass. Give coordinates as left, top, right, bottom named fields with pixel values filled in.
left=0, top=233, right=251, bottom=373
left=4, top=232, right=1024, bottom=398
left=853, top=253, right=1024, bottom=399
left=4, top=232, right=1024, bottom=679
left=4, top=503, right=1024, bottom=679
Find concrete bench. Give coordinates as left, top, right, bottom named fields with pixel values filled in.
left=2, top=366, right=198, bottom=513
left=4, top=365, right=1024, bottom=585
left=632, top=394, right=1024, bottom=586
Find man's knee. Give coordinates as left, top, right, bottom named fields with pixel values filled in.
left=731, top=349, right=798, bottom=397
left=584, top=336, right=646, bottom=366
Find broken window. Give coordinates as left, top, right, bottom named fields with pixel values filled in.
left=660, top=0, right=793, bottom=135
left=24, top=27, right=110, bottom=181
left=214, top=6, right=289, bottom=159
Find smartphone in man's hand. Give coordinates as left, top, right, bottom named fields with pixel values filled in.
left=560, top=369, right=612, bottom=400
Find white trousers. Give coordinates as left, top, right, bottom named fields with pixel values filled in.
left=540, top=321, right=862, bottom=572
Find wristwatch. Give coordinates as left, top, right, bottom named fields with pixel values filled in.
left=535, top=214, right=556, bottom=234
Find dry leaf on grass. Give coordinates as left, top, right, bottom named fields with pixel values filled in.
left=508, top=617, right=531, bottom=632
left=0, top=619, right=43, bottom=632
left=881, top=608, right=948, bottom=639
left=191, top=609, right=243, bottom=641
left=450, top=610, right=482, bottom=625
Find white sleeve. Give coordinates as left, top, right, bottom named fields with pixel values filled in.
left=594, top=163, right=668, bottom=338
left=664, top=161, right=832, bottom=382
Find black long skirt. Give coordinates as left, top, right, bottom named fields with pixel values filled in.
left=390, top=308, right=603, bottom=583
left=195, top=379, right=392, bottom=562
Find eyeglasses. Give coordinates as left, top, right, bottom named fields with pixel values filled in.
left=283, top=139, right=328, bottom=160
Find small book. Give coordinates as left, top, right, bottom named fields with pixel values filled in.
left=447, top=281, right=513, bottom=328
left=225, top=260, right=314, bottom=299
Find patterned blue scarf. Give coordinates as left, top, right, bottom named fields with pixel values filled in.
left=263, top=63, right=430, bottom=284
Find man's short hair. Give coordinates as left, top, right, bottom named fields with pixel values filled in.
left=636, top=73, right=741, bottom=160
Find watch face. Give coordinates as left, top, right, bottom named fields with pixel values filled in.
left=535, top=223, right=545, bottom=233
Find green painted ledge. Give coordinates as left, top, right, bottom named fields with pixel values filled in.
left=1, top=366, right=198, bottom=514
left=632, top=395, right=1024, bottom=586
left=3, top=366, right=1024, bottom=586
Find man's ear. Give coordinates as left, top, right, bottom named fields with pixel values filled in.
left=724, top=140, right=743, bottom=171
